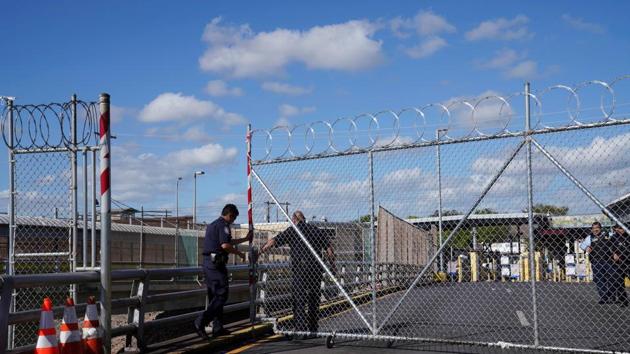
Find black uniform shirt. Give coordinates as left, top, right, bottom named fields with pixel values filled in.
left=612, top=232, right=629, bottom=267
left=589, top=233, right=613, bottom=264
left=274, top=221, right=330, bottom=272
left=203, top=217, right=232, bottom=267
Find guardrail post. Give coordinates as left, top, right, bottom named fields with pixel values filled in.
left=0, top=277, right=14, bottom=352
left=135, top=273, right=149, bottom=350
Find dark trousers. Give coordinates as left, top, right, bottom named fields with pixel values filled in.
left=292, top=270, right=322, bottom=332
left=195, top=268, right=229, bottom=332
left=592, top=262, right=614, bottom=301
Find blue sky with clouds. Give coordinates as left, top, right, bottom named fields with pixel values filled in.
left=1, top=1, right=630, bottom=222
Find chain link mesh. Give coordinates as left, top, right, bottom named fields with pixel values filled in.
left=12, top=152, right=72, bottom=347
left=251, top=91, right=630, bottom=351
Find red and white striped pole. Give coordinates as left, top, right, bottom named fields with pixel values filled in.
left=98, top=93, right=112, bottom=354
left=246, top=124, right=256, bottom=323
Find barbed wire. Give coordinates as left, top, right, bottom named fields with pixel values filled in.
left=251, top=75, right=630, bottom=162
left=0, top=98, right=100, bottom=150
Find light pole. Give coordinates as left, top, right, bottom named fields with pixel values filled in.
left=175, top=176, right=182, bottom=268
left=193, top=171, right=205, bottom=268
left=193, top=171, right=205, bottom=227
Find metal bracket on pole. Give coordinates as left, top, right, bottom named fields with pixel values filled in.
left=531, top=138, right=630, bottom=235
left=250, top=168, right=374, bottom=333
left=376, top=139, right=526, bottom=333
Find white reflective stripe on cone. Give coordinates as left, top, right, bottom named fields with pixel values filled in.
left=60, top=330, right=82, bottom=343
left=36, top=334, right=58, bottom=348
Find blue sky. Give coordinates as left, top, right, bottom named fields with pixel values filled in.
left=1, top=1, right=630, bottom=222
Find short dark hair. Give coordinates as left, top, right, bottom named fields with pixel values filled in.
left=592, top=221, right=602, bottom=228
left=613, top=223, right=623, bottom=229
left=222, top=204, right=239, bottom=217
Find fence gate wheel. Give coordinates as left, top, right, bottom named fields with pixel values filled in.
left=387, top=340, right=394, bottom=348
left=326, top=335, right=335, bottom=348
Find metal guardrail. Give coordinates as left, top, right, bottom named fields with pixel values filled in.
left=0, top=265, right=251, bottom=353
left=0, top=261, right=426, bottom=353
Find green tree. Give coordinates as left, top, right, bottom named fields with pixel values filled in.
left=357, top=214, right=376, bottom=223
left=430, top=209, right=461, bottom=217
left=474, top=208, right=498, bottom=215
left=526, top=204, right=569, bottom=216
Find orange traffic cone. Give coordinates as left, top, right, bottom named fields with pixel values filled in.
left=35, top=297, right=59, bottom=354
left=58, top=297, right=82, bottom=354
left=82, top=296, right=102, bottom=354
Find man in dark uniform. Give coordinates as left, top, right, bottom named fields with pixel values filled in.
left=260, top=211, right=335, bottom=336
left=580, top=222, right=615, bottom=304
left=611, top=223, right=629, bottom=307
left=194, top=204, right=251, bottom=339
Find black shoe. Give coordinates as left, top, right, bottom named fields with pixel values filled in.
left=194, top=322, right=210, bottom=341
left=212, top=328, right=231, bottom=337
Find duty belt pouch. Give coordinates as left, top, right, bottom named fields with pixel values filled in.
left=211, top=252, right=228, bottom=266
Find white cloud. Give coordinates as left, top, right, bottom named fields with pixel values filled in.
left=414, top=10, right=456, bottom=36
left=205, top=80, right=244, bottom=97
left=479, top=48, right=520, bottom=69
left=0, top=189, right=8, bottom=200
left=561, top=14, right=605, bottom=34
left=276, top=104, right=316, bottom=126
left=505, top=60, right=538, bottom=79
left=262, top=81, right=312, bottom=96
left=390, top=10, right=455, bottom=38
left=404, top=37, right=447, bottom=59
left=144, top=125, right=212, bottom=143
left=138, top=92, right=246, bottom=126
left=110, top=105, right=134, bottom=123
left=112, top=143, right=238, bottom=202
left=199, top=17, right=384, bottom=78
left=466, top=15, right=532, bottom=41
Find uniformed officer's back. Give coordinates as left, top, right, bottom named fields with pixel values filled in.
left=203, top=216, right=232, bottom=270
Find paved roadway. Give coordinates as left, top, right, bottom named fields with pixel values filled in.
left=226, top=334, right=545, bottom=354
left=266, top=282, right=630, bottom=353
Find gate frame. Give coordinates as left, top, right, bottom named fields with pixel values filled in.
left=250, top=79, right=630, bottom=353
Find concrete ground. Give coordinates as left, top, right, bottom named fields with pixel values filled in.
left=274, top=282, right=630, bottom=353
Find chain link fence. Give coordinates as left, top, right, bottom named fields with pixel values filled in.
left=1, top=97, right=100, bottom=347
left=251, top=76, right=630, bottom=352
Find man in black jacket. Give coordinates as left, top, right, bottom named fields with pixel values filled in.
left=611, top=224, right=629, bottom=307
left=261, top=211, right=336, bottom=335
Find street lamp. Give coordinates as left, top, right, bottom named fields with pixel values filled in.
left=176, top=177, right=183, bottom=226
left=193, top=171, right=205, bottom=227
left=175, top=177, right=182, bottom=268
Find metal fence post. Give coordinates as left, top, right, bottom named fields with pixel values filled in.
left=71, top=94, right=78, bottom=298
left=524, top=82, right=540, bottom=347
left=140, top=206, right=144, bottom=268
left=246, top=124, right=257, bottom=324
left=6, top=99, right=15, bottom=350
left=91, top=148, right=97, bottom=268
left=99, top=93, right=112, bottom=354
left=436, top=129, right=444, bottom=273
left=83, top=148, right=89, bottom=269
left=368, top=150, right=376, bottom=336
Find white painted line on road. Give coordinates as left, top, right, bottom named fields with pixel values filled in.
left=516, top=310, right=530, bottom=327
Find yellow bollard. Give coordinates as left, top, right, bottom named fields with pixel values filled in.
left=457, top=255, right=463, bottom=283
left=470, top=252, right=478, bottom=282
left=521, top=253, right=529, bottom=282
left=534, top=252, right=542, bottom=281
